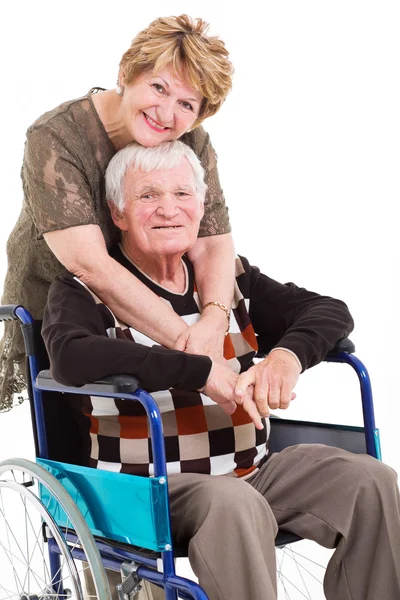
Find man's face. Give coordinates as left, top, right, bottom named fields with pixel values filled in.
left=112, top=158, right=204, bottom=260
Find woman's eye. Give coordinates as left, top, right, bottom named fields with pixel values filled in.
left=180, top=101, right=193, bottom=111
left=151, top=83, right=165, bottom=94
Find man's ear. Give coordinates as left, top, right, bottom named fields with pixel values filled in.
left=108, top=201, right=128, bottom=231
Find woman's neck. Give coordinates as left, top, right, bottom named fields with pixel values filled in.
left=91, top=90, right=131, bottom=150
left=120, top=243, right=186, bottom=294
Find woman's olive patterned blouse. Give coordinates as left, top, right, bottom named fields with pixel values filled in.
left=0, top=90, right=230, bottom=411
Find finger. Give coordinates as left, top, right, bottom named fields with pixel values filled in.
left=242, top=388, right=264, bottom=430
left=291, top=392, right=297, bottom=400
left=175, top=331, right=189, bottom=352
left=266, top=376, right=280, bottom=410
left=253, top=377, right=270, bottom=417
left=235, top=370, right=255, bottom=403
left=279, top=382, right=292, bottom=410
left=220, top=400, right=237, bottom=416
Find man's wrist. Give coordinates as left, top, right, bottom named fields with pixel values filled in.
left=269, top=347, right=303, bottom=373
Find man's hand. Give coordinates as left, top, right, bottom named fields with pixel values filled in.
left=235, top=350, right=301, bottom=417
left=203, top=362, right=264, bottom=430
left=175, top=311, right=226, bottom=361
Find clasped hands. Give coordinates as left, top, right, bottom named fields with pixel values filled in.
left=175, top=314, right=301, bottom=430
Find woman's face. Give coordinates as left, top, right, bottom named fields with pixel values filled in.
left=120, top=64, right=203, bottom=147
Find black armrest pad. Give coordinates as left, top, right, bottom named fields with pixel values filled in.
left=326, top=337, right=355, bottom=356
left=36, top=370, right=139, bottom=395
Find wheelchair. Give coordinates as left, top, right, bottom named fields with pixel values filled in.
left=0, top=303, right=382, bottom=600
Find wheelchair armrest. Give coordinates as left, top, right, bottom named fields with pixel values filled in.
left=325, top=337, right=355, bottom=357
left=0, top=304, right=23, bottom=321
left=36, top=370, right=139, bottom=395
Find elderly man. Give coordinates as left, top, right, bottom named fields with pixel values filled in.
left=42, top=141, right=400, bottom=600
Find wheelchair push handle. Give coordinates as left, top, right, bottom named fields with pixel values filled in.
left=0, top=304, right=23, bottom=321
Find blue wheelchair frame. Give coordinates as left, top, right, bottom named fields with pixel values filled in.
left=5, top=304, right=382, bottom=599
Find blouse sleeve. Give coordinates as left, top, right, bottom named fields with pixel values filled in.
left=182, top=127, right=231, bottom=237
left=22, top=123, right=99, bottom=238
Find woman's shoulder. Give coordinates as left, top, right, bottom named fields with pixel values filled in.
left=180, top=125, right=210, bottom=156
left=27, top=89, right=101, bottom=135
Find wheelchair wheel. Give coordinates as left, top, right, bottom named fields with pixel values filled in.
left=276, top=540, right=332, bottom=599
left=0, top=458, right=111, bottom=599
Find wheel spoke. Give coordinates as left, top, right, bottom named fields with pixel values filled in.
left=0, top=460, right=110, bottom=598
left=0, top=488, right=24, bottom=593
left=280, top=548, right=324, bottom=585
left=283, top=546, right=326, bottom=570
left=0, top=582, right=21, bottom=599
left=278, top=571, right=312, bottom=599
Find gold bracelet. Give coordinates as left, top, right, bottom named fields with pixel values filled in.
left=202, top=301, right=231, bottom=335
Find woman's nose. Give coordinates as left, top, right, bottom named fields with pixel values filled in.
left=155, top=98, right=175, bottom=126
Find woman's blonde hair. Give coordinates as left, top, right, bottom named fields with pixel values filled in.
left=119, top=15, right=233, bottom=128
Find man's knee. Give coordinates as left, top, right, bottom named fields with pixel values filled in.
left=170, top=473, right=277, bottom=540
left=328, top=450, right=399, bottom=504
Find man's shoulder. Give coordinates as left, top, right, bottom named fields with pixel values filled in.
left=235, top=255, right=252, bottom=275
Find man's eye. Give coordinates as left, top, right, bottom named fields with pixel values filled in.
left=176, top=192, right=189, bottom=198
left=141, top=194, right=155, bottom=201
left=152, top=83, right=165, bottom=94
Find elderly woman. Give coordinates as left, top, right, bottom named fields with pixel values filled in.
left=0, top=15, right=234, bottom=413
left=42, top=141, right=400, bottom=600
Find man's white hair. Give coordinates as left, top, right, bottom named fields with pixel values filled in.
left=105, top=140, right=207, bottom=211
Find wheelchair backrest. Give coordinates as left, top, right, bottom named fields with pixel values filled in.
left=27, top=320, right=91, bottom=465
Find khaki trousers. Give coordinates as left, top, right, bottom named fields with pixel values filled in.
left=89, top=444, right=400, bottom=599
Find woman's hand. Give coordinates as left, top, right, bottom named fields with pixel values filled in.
left=175, top=309, right=227, bottom=361
left=235, top=350, right=300, bottom=417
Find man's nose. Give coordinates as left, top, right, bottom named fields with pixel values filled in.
left=156, top=193, right=179, bottom=217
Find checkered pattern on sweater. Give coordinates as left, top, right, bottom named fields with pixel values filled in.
left=78, top=253, right=269, bottom=477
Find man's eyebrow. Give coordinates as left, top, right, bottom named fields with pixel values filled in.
left=134, top=184, right=160, bottom=195
left=175, top=184, right=195, bottom=192
left=157, top=76, right=199, bottom=104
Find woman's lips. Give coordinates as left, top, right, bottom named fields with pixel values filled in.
left=143, top=113, right=169, bottom=132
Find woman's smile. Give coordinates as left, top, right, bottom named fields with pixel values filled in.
left=143, top=113, right=170, bottom=132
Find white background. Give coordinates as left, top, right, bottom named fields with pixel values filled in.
left=0, top=0, right=399, bottom=581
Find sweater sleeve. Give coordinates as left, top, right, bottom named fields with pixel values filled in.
left=42, top=275, right=212, bottom=391
left=244, top=258, right=354, bottom=371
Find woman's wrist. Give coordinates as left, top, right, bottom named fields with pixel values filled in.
left=201, top=301, right=230, bottom=334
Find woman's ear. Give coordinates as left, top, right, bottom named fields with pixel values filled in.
left=118, top=68, right=126, bottom=87
left=108, top=201, right=128, bottom=231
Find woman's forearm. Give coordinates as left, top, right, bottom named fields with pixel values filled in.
left=86, top=257, right=188, bottom=347
left=188, top=232, right=235, bottom=328
left=45, top=225, right=187, bottom=348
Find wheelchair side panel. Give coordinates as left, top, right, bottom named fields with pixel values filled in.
left=37, top=458, right=172, bottom=552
